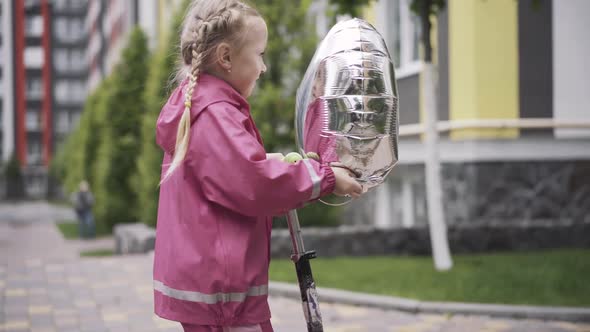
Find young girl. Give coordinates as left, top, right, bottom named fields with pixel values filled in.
left=153, top=1, right=363, bottom=331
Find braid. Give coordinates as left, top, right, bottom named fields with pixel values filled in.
left=162, top=0, right=259, bottom=183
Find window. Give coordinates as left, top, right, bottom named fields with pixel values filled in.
left=24, top=47, right=44, bottom=68
left=69, top=19, right=84, bottom=40
left=54, top=49, right=68, bottom=72
left=56, top=111, right=69, bottom=133
left=25, top=16, right=43, bottom=37
left=54, top=18, right=68, bottom=38
left=375, top=0, right=421, bottom=76
left=54, top=0, right=88, bottom=11
left=53, top=0, right=68, bottom=11
left=27, top=138, right=42, bottom=164
left=26, top=78, right=43, bottom=99
left=24, top=0, right=41, bottom=8
left=55, top=80, right=86, bottom=103
left=54, top=49, right=86, bottom=73
left=71, top=49, right=86, bottom=70
left=70, top=0, right=88, bottom=10
left=55, top=80, right=69, bottom=103
left=26, top=110, right=40, bottom=131
left=54, top=18, right=85, bottom=42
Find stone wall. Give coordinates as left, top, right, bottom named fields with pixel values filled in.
left=270, top=223, right=590, bottom=258
left=343, top=160, right=590, bottom=228
left=118, top=221, right=590, bottom=257
left=117, top=160, right=590, bottom=257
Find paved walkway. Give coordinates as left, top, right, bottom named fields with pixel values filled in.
left=1, top=202, right=590, bottom=332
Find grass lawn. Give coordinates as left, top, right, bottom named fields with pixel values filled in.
left=269, top=249, right=590, bottom=307
left=80, top=249, right=114, bottom=257
left=56, top=220, right=110, bottom=239
left=56, top=221, right=80, bottom=239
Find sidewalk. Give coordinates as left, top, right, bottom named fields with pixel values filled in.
left=0, top=221, right=77, bottom=265
left=1, top=202, right=590, bottom=332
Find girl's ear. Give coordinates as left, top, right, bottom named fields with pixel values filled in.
left=215, top=42, right=232, bottom=72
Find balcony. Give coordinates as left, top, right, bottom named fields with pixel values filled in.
left=51, top=0, right=88, bottom=17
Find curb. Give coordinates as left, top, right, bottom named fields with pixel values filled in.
left=269, top=281, right=590, bottom=323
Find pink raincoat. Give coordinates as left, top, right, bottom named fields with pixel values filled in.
left=153, top=74, right=336, bottom=326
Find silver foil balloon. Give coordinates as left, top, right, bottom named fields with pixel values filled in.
left=295, top=18, right=399, bottom=191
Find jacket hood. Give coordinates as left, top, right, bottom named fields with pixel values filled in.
left=156, top=73, right=250, bottom=155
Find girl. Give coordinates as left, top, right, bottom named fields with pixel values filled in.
left=153, top=1, right=363, bottom=331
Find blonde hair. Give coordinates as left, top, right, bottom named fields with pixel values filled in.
left=161, top=0, right=260, bottom=183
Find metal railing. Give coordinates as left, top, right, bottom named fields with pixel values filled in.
left=399, top=118, right=590, bottom=137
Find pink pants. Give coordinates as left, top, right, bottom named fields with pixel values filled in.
left=181, top=320, right=273, bottom=332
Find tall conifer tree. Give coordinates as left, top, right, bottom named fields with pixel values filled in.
left=135, top=2, right=188, bottom=227
left=94, top=28, right=149, bottom=230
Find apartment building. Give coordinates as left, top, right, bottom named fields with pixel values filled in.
left=0, top=0, right=179, bottom=198
left=349, top=0, right=590, bottom=229
left=0, top=0, right=88, bottom=197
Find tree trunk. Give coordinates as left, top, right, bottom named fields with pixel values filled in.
left=422, top=62, right=453, bottom=271
left=421, top=0, right=433, bottom=62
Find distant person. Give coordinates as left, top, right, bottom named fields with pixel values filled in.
left=72, top=180, right=95, bottom=239
left=152, top=0, right=363, bottom=331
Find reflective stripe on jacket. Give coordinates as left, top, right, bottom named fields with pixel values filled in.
left=153, top=74, right=335, bottom=326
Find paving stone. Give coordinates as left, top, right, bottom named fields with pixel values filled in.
left=80, top=327, right=108, bottom=332
left=27, top=297, right=50, bottom=306
left=79, top=318, right=107, bottom=330
left=3, top=305, right=28, bottom=317
left=54, top=315, right=79, bottom=329
left=30, top=327, right=57, bottom=332
left=2, top=205, right=590, bottom=332
left=28, top=313, right=53, bottom=327
left=0, top=319, right=30, bottom=330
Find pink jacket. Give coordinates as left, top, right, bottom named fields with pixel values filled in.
left=153, top=74, right=336, bottom=326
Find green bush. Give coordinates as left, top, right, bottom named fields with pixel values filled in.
left=273, top=201, right=342, bottom=229
left=54, top=122, right=82, bottom=194
left=80, top=86, right=107, bottom=188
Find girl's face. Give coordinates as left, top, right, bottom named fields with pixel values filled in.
left=226, top=16, right=268, bottom=98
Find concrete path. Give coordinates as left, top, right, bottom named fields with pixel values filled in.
left=0, top=202, right=75, bottom=225
left=0, top=222, right=78, bottom=265
left=1, top=202, right=590, bottom=332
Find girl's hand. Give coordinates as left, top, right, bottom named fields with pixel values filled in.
left=331, top=166, right=363, bottom=198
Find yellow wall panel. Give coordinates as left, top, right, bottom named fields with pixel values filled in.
left=449, top=0, right=519, bottom=139
left=449, top=0, right=477, bottom=135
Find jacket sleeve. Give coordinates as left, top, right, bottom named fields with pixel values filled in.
left=187, top=102, right=335, bottom=217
